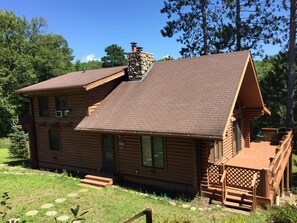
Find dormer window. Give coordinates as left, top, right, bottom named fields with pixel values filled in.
left=38, top=96, right=49, bottom=117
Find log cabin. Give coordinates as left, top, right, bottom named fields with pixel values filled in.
left=15, top=44, right=293, bottom=211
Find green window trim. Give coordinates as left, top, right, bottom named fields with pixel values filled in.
left=141, top=136, right=165, bottom=169
left=49, top=129, right=61, bottom=151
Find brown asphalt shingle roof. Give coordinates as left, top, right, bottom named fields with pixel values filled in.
left=76, top=51, right=251, bottom=138
left=14, top=66, right=126, bottom=94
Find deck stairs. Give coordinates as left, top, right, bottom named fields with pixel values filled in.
left=201, top=172, right=254, bottom=211
left=80, top=175, right=113, bottom=188
left=203, top=185, right=253, bottom=211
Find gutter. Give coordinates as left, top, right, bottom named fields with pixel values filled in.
left=74, top=127, right=223, bottom=140
left=20, top=94, right=39, bottom=168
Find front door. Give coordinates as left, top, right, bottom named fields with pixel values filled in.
left=232, top=118, right=242, bottom=155
left=101, top=134, right=116, bottom=172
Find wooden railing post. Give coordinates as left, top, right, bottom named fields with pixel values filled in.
left=263, top=168, right=271, bottom=198
left=251, top=173, right=258, bottom=210
left=145, top=208, right=152, bottom=223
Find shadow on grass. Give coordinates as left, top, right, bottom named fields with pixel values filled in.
left=4, top=159, right=32, bottom=168
left=117, top=181, right=195, bottom=201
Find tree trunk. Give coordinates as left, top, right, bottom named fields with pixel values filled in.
left=286, top=0, right=296, bottom=129
left=235, top=0, right=241, bottom=51
left=202, top=0, right=208, bottom=55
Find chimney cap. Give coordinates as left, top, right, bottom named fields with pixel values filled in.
left=136, top=46, right=143, bottom=52
left=130, top=42, right=137, bottom=46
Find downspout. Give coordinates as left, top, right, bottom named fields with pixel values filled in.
left=21, top=94, right=39, bottom=168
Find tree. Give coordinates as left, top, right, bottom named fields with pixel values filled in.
left=101, top=44, right=127, bottom=68
left=285, top=0, right=296, bottom=128
left=0, top=10, right=73, bottom=137
left=73, top=59, right=102, bottom=71
left=219, top=0, right=286, bottom=55
left=161, top=0, right=222, bottom=57
left=8, top=128, right=29, bottom=159
left=161, top=0, right=285, bottom=57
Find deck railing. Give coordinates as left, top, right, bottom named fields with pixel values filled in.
left=207, top=129, right=292, bottom=205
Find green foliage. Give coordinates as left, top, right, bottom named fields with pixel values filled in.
left=54, top=205, right=88, bottom=223
left=254, top=51, right=297, bottom=131
left=73, top=60, right=102, bottom=71
left=0, top=10, right=73, bottom=137
left=161, top=0, right=286, bottom=57
left=161, top=0, right=222, bottom=57
left=0, top=138, right=10, bottom=150
left=0, top=192, right=11, bottom=221
left=8, top=129, right=28, bottom=159
left=266, top=204, right=297, bottom=223
left=101, top=44, right=127, bottom=68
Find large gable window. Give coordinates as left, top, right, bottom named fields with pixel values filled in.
left=49, top=129, right=61, bottom=150
left=141, top=136, right=164, bottom=169
left=38, top=96, right=49, bottom=117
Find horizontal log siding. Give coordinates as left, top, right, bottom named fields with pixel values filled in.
left=223, top=120, right=233, bottom=160
left=32, top=91, right=88, bottom=125
left=30, top=78, right=123, bottom=171
left=117, top=135, right=195, bottom=186
left=198, top=141, right=211, bottom=190
left=36, top=126, right=101, bottom=170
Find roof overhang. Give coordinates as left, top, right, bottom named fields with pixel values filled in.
left=13, top=70, right=126, bottom=96
left=223, top=51, right=269, bottom=138
left=84, top=70, right=126, bottom=91
left=74, top=127, right=223, bottom=140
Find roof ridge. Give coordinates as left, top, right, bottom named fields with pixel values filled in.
left=155, top=50, right=250, bottom=64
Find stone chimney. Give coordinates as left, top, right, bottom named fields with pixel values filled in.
left=128, top=42, right=154, bottom=81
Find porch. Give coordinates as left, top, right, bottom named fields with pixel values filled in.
left=203, top=128, right=293, bottom=210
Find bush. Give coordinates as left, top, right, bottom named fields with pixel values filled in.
left=0, top=138, right=10, bottom=149
left=8, top=128, right=29, bottom=159
left=266, top=204, right=297, bottom=223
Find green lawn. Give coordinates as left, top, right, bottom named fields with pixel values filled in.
left=2, top=142, right=295, bottom=222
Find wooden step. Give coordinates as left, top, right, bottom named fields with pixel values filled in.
left=80, top=179, right=110, bottom=187
left=226, top=190, right=252, bottom=198
left=84, top=175, right=113, bottom=185
left=226, top=194, right=253, bottom=204
left=223, top=201, right=252, bottom=211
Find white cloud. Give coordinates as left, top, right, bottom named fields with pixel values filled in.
left=81, top=53, right=100, bottom=62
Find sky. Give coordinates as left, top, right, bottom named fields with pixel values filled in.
left=0, top=0, right=286, bottom=62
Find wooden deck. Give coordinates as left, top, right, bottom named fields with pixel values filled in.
left=226, top=141, right=278, bottom=169
left=203, top=128, right=293, bottom=210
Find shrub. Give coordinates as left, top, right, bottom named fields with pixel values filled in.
left=0, top=138, right=10, bottom=149
left=266, top=204, right=297, bottom=223
left=8, top=129, right=29, bottom=159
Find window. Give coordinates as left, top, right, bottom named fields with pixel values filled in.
left=38, top=96, right=49, bottom=116
left=209, top=141, right=223, bottom=163
left=49, top=129, right=61, bottom=150
left=141, top=136, right=164, bottom=169
left=55, top=96, right=67, bottom=110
